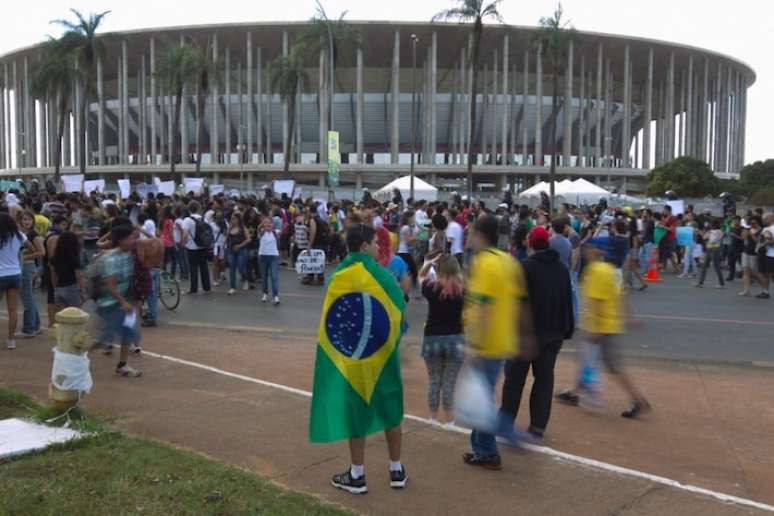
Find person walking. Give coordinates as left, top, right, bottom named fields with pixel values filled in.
left=397, top=211, right=418, bottom=290
left=0, top=213, right=36, bottom=349
left=739, top=217, right=765, bottom=297
left=159, top=206, right=177, bottom=278
left=50, top=231, right=85, bottom=309
left=172, top=206, right=189, bottom=280
left=727, top=215, right=744, bottom=282
left=17, top=210, right=44, bottom=338
left=182, top=201, right=212, bottom=295
left=226, top=211, right=251, bottom=295
left=758, top=212, right=774, bottom=299
left=695, top=219, right=725, bottom=288
left=419, top=255, right=465, bottom=426
left=310, top=225, right=408, bottom=494
left=500, top=227, right=573, bottom=439
left=462, top=215, right=533, bottom=471
left=677, top=212, right=699, bottom=279
left=258, top=217, right=280, bottom=305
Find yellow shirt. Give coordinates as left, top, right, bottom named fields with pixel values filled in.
left=580, top=261, right=624, bottom=334
left=464, top=248, right=526, bottom=358
left=34, top=214, right=50, bottom=236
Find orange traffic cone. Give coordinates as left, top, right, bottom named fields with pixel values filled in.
left=644, top=247, right=661, bottom=283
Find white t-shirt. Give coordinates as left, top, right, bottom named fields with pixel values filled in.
left=0, top=233, right=27, bottom=277
left=446, top=221, right=464, bottom=255
left=183, top=215, right=202, bottom=250
left=140, top=219, right=156, bottom=241
left=766, top=225, right=774, bottom=258
left=373, top=215, right=384, bottom=228
left=258, top=229, right=280, bottom=256
left=173, top=218, right=184, bottom=245
left=398, top=225, right=413, bottom=254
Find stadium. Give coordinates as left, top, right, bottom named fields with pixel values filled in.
left=0, top=21, right=756, bottom=194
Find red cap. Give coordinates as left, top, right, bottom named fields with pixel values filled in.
left=528, top=226, right=550, bottom=250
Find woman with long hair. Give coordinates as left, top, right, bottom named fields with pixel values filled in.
left=397, top=211, right=418, bottom=291
left=209, top=210, right=228, bottom=287
left=226, top=211, right=251, bottom=295
left=258, top=216, right=280, bottom=304
left=17, top=210, right=44, bottom=338
left=50, top=231, right=84, bottom=309
left=0, top=212, right=36, bottom=349
left=418, top=254, right=465, bottom=425
left=159, top=205, right=177, bottom=277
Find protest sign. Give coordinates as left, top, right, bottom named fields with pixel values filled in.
left=295, top=249, right=326, bottom=275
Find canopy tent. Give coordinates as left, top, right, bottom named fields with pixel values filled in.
left=375, top=175, right=438, bottom=202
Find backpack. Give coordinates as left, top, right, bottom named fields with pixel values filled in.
left=192, top=217, right=214, bottom=248
left=313, top=216, right=331, bottom=247
left=137, top=238, right=165, bottom=268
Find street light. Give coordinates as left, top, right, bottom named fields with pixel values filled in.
left=410, top=34, right=419, bottom=202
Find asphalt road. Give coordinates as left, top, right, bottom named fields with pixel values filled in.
left=141, top=265, right=773, bottom=365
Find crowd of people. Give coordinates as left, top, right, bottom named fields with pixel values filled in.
left=0, top=181, right=772, bottom=493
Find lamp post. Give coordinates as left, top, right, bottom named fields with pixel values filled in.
left=410, top=34, right=419, bottom=202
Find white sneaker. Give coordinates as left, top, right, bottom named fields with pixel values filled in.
left=115, top=364, right=142, bottom=377
left=213, top=280, right=221, bottom=287
left=6, top=340, right=16, bottom=350
left=102, top=344, right=114, bottom=355
left=14, top=331, right=34, bottom=339
left=243, top=281, right=249, bottom=291
left=227, top=288, right=235, bottom=295
left=273, top=296, right=280, bottom=305
left=261, top=293, right=268, bottom=302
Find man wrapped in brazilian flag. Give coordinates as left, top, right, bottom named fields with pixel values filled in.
left=309, top=224, right=408, bottom=495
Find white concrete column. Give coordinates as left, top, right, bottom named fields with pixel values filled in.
left=266, top=60, right=273, bottom=164
left=180, top=37, right=189, bottom=165
left=355, top=48, right=365, bottom=164
left=686, top=56, right=694, bottom=157
left=521, top=50, right=529, bottom=165
left=594, top=43, right=603, bottom=167
left=643, top=48, right=653, bottom=169
left=150, top=38, right=157, bottom=166
left=666, top=52, right=675, bottom=161
left=509, top=64, right=517, bottom=165
left=122, top=41, right=129, bottom=164
left=390, top=29, right=400, bottom=164
left=318, top=49, right=328, bottom=162
left=562, top=40, right=573, bottom=166
left=225, top=47, right=232, bottom=165
left=237, top=63, right=243, bottom=165
left=246, top=32, right=253, bottom=164
left=603, top=60, right=611, bottom=167
left=535, top=44, right=543, bottom=166
left=577, top=55, right=585, bottom=165
left=501, top=34, right=509, bottom=164
left=430, top=31, right=437, bottom=164
left=481, top=63, right=489, bottom=164
left=679, top=70, right=686, bottom=157
left=23, top=57, right=34, bottom=167
left=282, top=32, right=288, bottom=165
left=115, top=57, right=122, bottom=164
left=139, top=57, right=147, bottom=165
left=211, top=34, right=219, bottom=165
left=256, top=46, right=263, bottom=163
left=73, top=60, right=81, bottom=168
left=489, top=50, right=497, bottom=163
left=459, top=48, right=466, bottom=162
left=2, top=64, right=8, bottom=169
left=0, top=71, right=5, bottom=169
left=622, top=45, right=631, bottom=168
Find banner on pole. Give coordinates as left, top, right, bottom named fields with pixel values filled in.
left=327, top=131, right=340, bottom=187
left=117, top=179, right=130, bottom=199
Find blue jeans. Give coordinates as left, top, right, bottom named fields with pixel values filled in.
left=176, top=244, right=189, bottom=279
left=639, top=242, right=654, bottom=275
left=227, top=248, right=248, bottom=289
left=259, top=255, right=279, bottom=297
left=145, top=267, right=160, bottom=322
left=682, top=244, right=697, bottom=275
left=469, top=358, right=521, bottom=458
left=21, top=262, right=40, bottom=334
left=570, top=270, right=579, bottom=326
left=97, top=303, right=139, bottom=346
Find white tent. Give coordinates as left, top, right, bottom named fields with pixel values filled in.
left=518, top=181, right=550, bottom=197
left=375, top=175, right=438, bottom=202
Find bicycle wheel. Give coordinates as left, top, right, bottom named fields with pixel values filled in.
left=159, top=272, right=181, bottom=311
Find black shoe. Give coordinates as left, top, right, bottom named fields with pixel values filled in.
left=462, top=453, right=502, bottom=471
left=756, top=292, right=770, bottom=299
left=621, top=400, right=652, bottom=419
left=527, top=426, right=544, bottom=439
left=390, top=467, right=408, bottom=489
left=331, top=470, right=367, bottom=494
left=141, top=319, right=157, bottom=328
left=555, top=390, right=580, bottom=406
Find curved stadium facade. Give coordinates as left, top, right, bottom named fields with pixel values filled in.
left=0, top=21, right=756, bottom=193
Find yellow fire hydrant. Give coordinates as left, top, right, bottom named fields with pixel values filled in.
left=49, top=307, right=94, bottom=412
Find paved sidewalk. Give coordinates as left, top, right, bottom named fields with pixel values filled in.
left=3, top=329, right=773, bottom=516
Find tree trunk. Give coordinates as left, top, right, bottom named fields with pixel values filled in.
left=54, top=88, right=66, bottom=185
left=550, top=73, right=558, bottom=213
left=79, top=81, right=90, bottom=174
left=284, top=92, right=296, bottom=174
left=195, top=86, right=206, bottom=175
left=171, top=88, right=183, bottom=176
left=467, top=23, right=483, bottom=199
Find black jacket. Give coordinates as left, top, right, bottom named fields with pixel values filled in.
left=522, top=248, right=575, bottom=346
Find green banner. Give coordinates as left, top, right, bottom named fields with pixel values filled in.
left=327, top=131, right=340, bottom=187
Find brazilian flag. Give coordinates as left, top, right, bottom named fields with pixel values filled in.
left=309, top=252, right=406, bottom=443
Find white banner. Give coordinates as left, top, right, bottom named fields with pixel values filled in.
left=158, top=181, right=175, bottom=196
left=117, top=179, right=131, bottom=199
left=136, top=184, right=158, bottom=197
left=295, top=249, right=326, bottom=275
left=666, top=200, right=684, bottom=216
left=272, top=179, right=295, bottom=197
left=227, top=189, right=241, bottom=198
left=209, top=184, right=225, bottom=196
left=183, top=177, right=204, bottom=195
left=62, top=174, right=84, bottom=193
left=83, top=179, right=105, bottom=194
left=153, top=176, right=162, bottom=186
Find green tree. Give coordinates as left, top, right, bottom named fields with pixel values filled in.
left=31, top=39, right=82, bottom=183
left=270, top=43, right=310, bottom=174
left=433, top=0, right=505, bottom=198
left=740, top=159, right=774, bottom=191
left=534, top=3, right=577, bottom=212
left=646, top=156, right=718, bottom=197
left=50, top=9, right=111, bottom=174
left=299, top=1, right=364, bottom=134
left=750, top=187, right=774, bottom=207
left=155, top=40, right=206, bottom=176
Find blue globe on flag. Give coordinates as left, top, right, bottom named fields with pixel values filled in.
left=325, top=293, right=390, bottom=360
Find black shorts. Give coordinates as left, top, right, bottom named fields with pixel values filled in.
left=760, top=256, right=774, bottom=274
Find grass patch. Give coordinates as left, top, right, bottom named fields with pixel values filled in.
left=0, top=389, right=352, bottom=516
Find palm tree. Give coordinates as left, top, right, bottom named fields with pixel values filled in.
left=50, top=9, right=111, bottom=175
left=192, top=39, right=219, bottom=175
left=31, top=39, right=81, bottom=183
left=433, top=0, right=504, bottom=198
left=155, top=40, right=205, bottom=176
left=533, top=3, right=577, bottom=212
left=270, top=43, right=310, bottom=174
left=298, top=1, right=365, bottom=132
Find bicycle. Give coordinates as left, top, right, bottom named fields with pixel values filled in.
left=159, top=271, right=181, bottom=310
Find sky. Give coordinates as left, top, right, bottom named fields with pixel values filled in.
left=1, top=0, right=770, bottom=165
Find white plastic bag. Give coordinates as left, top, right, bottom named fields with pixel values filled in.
left=455, top=365, right=497, bottom=433
left=51, top=348, right=93, bottom=394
